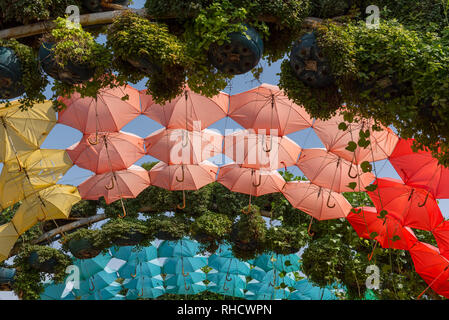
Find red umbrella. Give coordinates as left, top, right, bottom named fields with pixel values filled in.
left=58, top=85, right=141, bottom=134
left=217, top=164, right=286, bottom=197
left=297, top=148, right=375, bottom=193
left=313, top=111, right=398, bottom=164
left=66, top=131, right=145, bottom=174
left=282, top=181, right=352, bottom=221
left=223, top=130, right=301, bottom=170
left=431, top=221, right=449, bottom=259
left=228, top=83, right=313, bottom=136
left=390, top=138, right=449, bottom=199
left=367, top=178, right=444, bottom=231
left=144, top=128, right=223, bottom=165
left=408, top=241, right=449, bottom=299
left=346, top=207, right=416, bottom=250
left=78, top=165, right=150, bottom=204
left=140, top=87, right=228, bottom=131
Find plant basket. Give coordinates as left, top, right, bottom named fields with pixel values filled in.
left=0, top=267, right=15, bottom=286
left=208, top=25, right=263, bottom=75
left=67, top=238, right=100, bottom=260
left=114, top=231, right=145, bottom=247
left=38, top=42, right=95, bottom=84
left=0, top=46, right=25, bottom=99
left=28, top=251, right=57, bottom=274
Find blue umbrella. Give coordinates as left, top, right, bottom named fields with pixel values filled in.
left=246, top=269, right=296, bottom=300
left=207, top=271, right=246, bottom=298
left=252, top=253, right=301, bottom=273
left=73, top=270, right=118, bottom=297
left=158, top=238, right=202, bottom=258
left=73, top=252, right=112, bottom=281
left=110, top=245, right=158, bottom=263
left=288, top=279, right=338, bottom=300
left=208, top=255, right=250, bottom=276
left=124, top=276, right=165, bottom=299
left=163, top=257, right=207, bottom=274
left=79, top=282, right=123, bottom=300
left=246, top=280, right=291, bottom=300
left=40, top=282, right=75, bottom=300
left=118, top=260, right=162, bottom=279
left=165, top=271, right=207, bottom=295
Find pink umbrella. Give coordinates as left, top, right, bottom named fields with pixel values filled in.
left=297, top=148, right=375, bottom=193
left=78, top=165, right=150, bottom=204
left=228, top=83, right=313, bottom=136
left=58, top=84, right=141, bottom=134
left=223, top=130, right=301, bottom=170
left=145, top=128, right=223, bottom=165
left=313, top=111, right=398, bottom=164
left=217, top=163, right=286, bottom=197
left=140, top=87, right=229, bottom=131
left=282, top=181, right=352, bottom=221
left=66, top=131, right=145, bottom=174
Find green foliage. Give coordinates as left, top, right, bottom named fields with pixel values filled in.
left=97, top=218, right=153, bottom=251
left=146, top=215, right=190, bottom=241
left=107, top=11, right=187, bottom=103
left=13, top=244, right=71, bottom=300
left=265, top=225, right=307, bottom=255
left=61, top=227, right=103, bottom=253
left=0, top=39, right=48, bottom=110
left=191, top=211, right=233, bottom=252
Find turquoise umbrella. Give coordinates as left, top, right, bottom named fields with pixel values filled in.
left=246, top=281, right=291, bottom=300
left=252, top=253, right=301, bottom=273
left=158, top=238, right=201, bottom=258
left=124, top=276, right=165, bottom=299
left=73, top=252, right=112, bottom=281
left=79, top=282, right=122, bottom=300
left=40, top=282, right=75, bottom=300
left=119, top=260, right=162, bottom=279
left=207, top=271, right=246, bottom=298
left=288, top=279, right=338, bottom=300
left=165, top=271, right=207, bottom=295
left=73, top=270, right=118, bottom=297
left=208, top=255, right=250, bottom=276
left=246, top=269, right=295, bottom=300
left=163, top=257, right=207, bottom=274
left=110, top=245, right=157, bottom=262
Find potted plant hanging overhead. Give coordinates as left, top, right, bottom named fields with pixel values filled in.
left=98, top=218, right=153, bottom=248
left=191, top=211, right=233, bottom=253
left=62, top=228, right=102, bottom=260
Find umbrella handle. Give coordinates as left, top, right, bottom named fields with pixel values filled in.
left=223, top=281, right=229, bottom=292
left=105, top=176, right=115, bottom=190
left=89, top=278, right=95, bottom=292
left=348, top=162, right=358, bottom=179
left=184, top=281, right=190, bottom=291
left=281, top=161, right=287, bottom=172
left=252, top=174, right=262, bottom=187
left=368, top=241, right=378, bottom=261
left=177, top=190, right=186, bottom=210
left=408, top=188, right=415, bottom=201
left=88, top=133, right=100, bottom=146
left=131, top=264, right=137, bottom=278
left=118, top=197, right=127, bottom=219
left=418, top=191, right=430, bottom=207
left=226, top=273, right=232, bottom=282
left=241, top=204, right=251, bottom=214
left=181, top=131, right=189, bottom=148
left=307, top=216, right=315, bottom=237
left=137, top=287, right=144, bottom=297
left=326, top=193, right=336, bottom=208
left=176, top=165, right=185, bottom=183
left=262, top=135, right=272, bottom=152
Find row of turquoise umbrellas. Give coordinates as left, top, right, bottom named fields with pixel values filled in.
left=40, top=239, right=340, bottom=300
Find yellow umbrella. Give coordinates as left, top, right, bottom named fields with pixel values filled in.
left=0, top=222, right=19, bottom=262
left=0, top=149, right=73, bottom=209
left=11, top=185, right=81, bottom=235
left=0, top=100, right=56, bottom=163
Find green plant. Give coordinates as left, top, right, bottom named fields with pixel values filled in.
left=107, top=11, right=188, bottom=103
left=265, top=225, right=307, bottom=255
left=61, top=227, right=103, bottom=255
left=146, top=215, right=190, bottom=241
left=191, top=211, right=233, bottom=252
left=0, top=39, right=48, bottom=110
left=12, top=244, right=71, bottom=300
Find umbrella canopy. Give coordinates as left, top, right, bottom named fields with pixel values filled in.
left=110, top=245, right=157, bottom=263
left=297, top=148, right=375, bottom=193
left=149, top=161, right=217, bottom=191
left=163, top=257, right=207, bottom=275
left=124, top=277, right=165, bottom=299
left=223, top=130, right=301, bottom=170
left=67, top=131, right=145, bottom=174
left=11, top=185, right=81, bottom=235
left=208, top=255, right=250, bottom=276
left=140, top=87, right=229, bottom=131
left=0, top=149, right=73, bottom=208
left=228, top=83, right=313, bottom=136
left=119, top=261, right=162, bottom=279
left=389, top=138, right=449, bottom=199
left=207, top=272, right=246, bottom=298
left=313, top=112, right=399, bottom=164
left=78, top=165, right=150, bottom=204
left=367, top=178, right=444, bottom=231
left=0, top=222, right=19, bottom=262
left=0, top=100, right=56, bottom=162
left=282, top=181, right=352, bottom=220
left=289, top=279, right=337, bottom=300
left=158, top=239, right=201, bottom=258
left=145, top=128, right=223, bottom=165
left=40, top=282, right=75, bottom=300
left=73, top=270, right=118, bottom=297
left=246, top=269, right=295, bottom=300
left=58, top=85, right=141, bottom=134
left=217, top=164, right=286, bottom=196
left=346, top=207, right=417, bottom=250
left=78, top=282, right=123, bottom=300
left=431, top=221, right=449, bottom=259
left=165, top=271, right=207, bottom=295
left=252, top=253, right=301, bottom=273
left=408, top=241, right=449, bottom=299
left=73, top=253, right=112, bottom=281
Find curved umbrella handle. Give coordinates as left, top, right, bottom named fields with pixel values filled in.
left=182, top=260, right=190, bottom=277
left=252, top=174, right=262, bottom=187
left=262, top=135, right=272, bottom=153
left=130, top=263, right=138, bottom=278
left=177, top=190, right=186, bottom=210
left=105, top=176, right=115, bottom=190
left=281, top=161, right=287, bottom=172
left=89, top=278, right=95, bottom=292
left=176, top=165, right=185, bottom=183
left=118, top=198, right=127, bottom=219
left=223, top=280, right=229, bottom=292
left=88, top=133, right=100, bottom=146
left=307, top=216, right=315, bottom=237
left=241, top=204, right=251, bottom=214
left=326, top=193, right=336, bottom=209
left=184, top=281, right=190, bottom=292
left=137, top=286, right=144, bottom=297
left=348, top=162, right=358, bottom=179
left=181, top=131, right=189, bottom=148
left=418, top=191, right=430, bottom=207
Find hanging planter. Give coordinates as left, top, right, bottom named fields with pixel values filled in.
left=99, top=218, right=152, bottom=248
left=265, top=226, right=307, bottom=255
left=62, top=228, right=102, bottom=260
left=290, top=32, right=334, bottom=88
left=0, top=46, right=25, bottom=100
left=191, top=211, right=232, bottom=252
left=83, top=0, right=129, bottom=12
left=28, top=251, right=58, bottom=274
left=0, top=268, right=15, bottom=288
left=208, top=24, right=264, bottom=75
left=147, top=216, right=189, bottom=241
